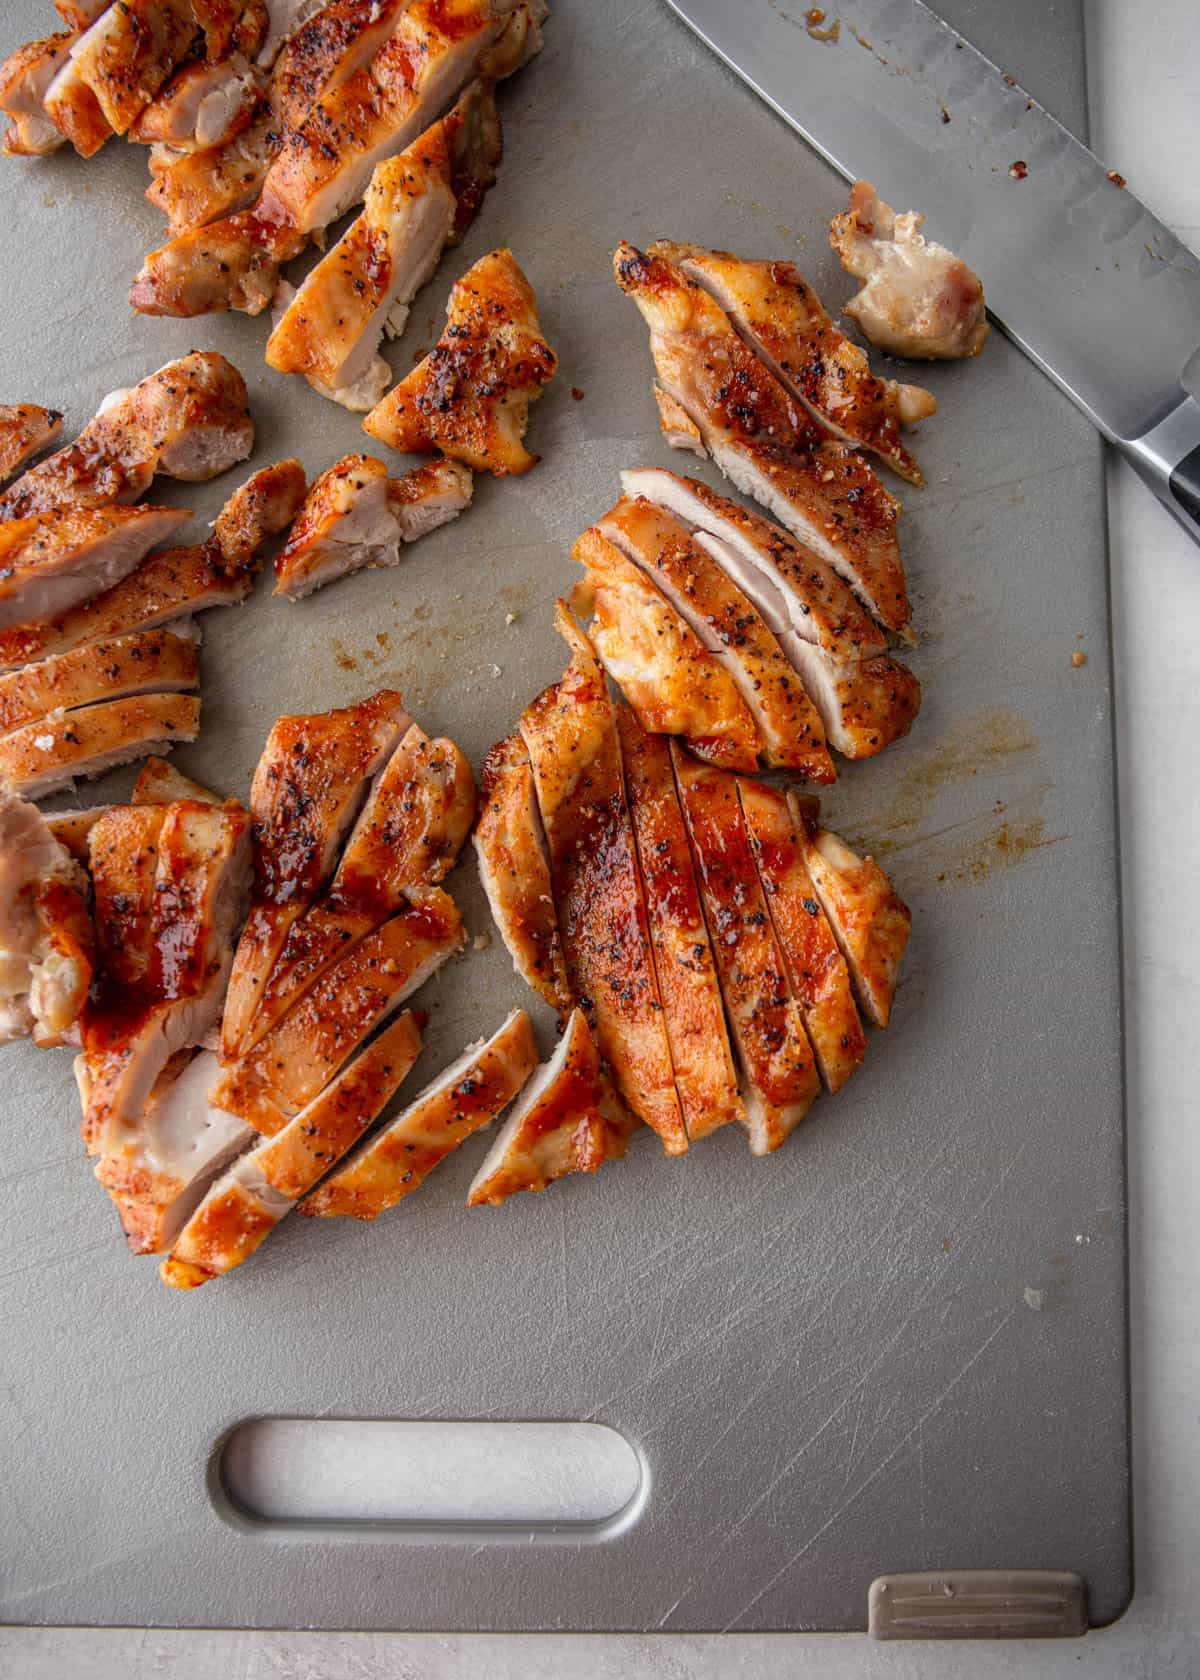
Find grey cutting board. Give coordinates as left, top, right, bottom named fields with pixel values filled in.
left=0, top=0, right=1128, bottom=1635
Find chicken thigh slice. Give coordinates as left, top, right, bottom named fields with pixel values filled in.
left=0, top=692, right=201, bottom=800
left=0, top=781, right=93, bottom=1047
left=0, top=627, right=198, bottom=739
left=0, top=404, right=64, bottom=483
left=0, top=32, right=77, bottom=155
left=0, top=504, right=190, bottom=629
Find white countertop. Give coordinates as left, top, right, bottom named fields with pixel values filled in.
left=6, top=1, right=1199, bottom=1673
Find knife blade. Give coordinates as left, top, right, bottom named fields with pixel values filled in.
left=664, top=0, right=1200, bottom=545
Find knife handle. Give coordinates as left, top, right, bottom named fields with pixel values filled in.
left=1121, top=395, right=1200, bottom=546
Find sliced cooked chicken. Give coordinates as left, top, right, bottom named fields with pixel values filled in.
left=0, top=627, right=198, bottom=739
left=266, top=82, right=502, bottom=410
left=467, top=1008, right=637, bottom=1206
left=616, top=709, right=743, bottom=1142
left=830, top=181, right=989, bottom=360
left=364, top=246, right=557, bottom=475
left=0, top=352, right=254, bottom=521
left=0, top=31, right=76, bottom=156
left=0, top=503, right=191, bottom=630
left=259, top=0, right=328, bottom=67
left=738, top=779, right=866, bottom=1094
left=0, top=781, right=93, bottom=1047
left=45, top=806, right=107, bottom=863
left=520, top=604, right=687, bottom=1155
left=0, top=404, right=63, bottom=482
left=653, top=241, right=936, bottom=486
left=133, top=201, right=308, bottom=314
left=129, top=51, right=264, bottom=152
left=653, top=383, right=705, bottom=457
left=472, top=731, right=573, bottom=1017
left=0, top=693, right=201, bottom=800
left=572, top=527, right=762, bottom=773
left=268, top=0, right=413, bottom=132
left=248, top=723, right=474, bottom=1038
left=212, top=888, right=462, bottom=1133
left=672, top=746, right=819, bottom=1154
left=302, top=1007, right=537, bottom=1219
left=620, top=469, right=920, bottom=759
left=161, top=1011, right=423, bottom=1286
left=81, top=798, right=252, bottom=1162
left=62, top=0, right=200, bottom=137
left=598, top=496, right=834, bottom=782
left=0, top=459, right=305, bottom=670
left=613, top=242, right=910, bottom=637
left=144, top=114, right=277, bottom=234
left=132, top=754, right=219, bottom=805
left=273, top=454, right=472, bottom=598
left=791, top=799, right=911, bottom=1029
left=42, top=33, right=112, bottom=157
left=221, top=690, right=410, bottom=1058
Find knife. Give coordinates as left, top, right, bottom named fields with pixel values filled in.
left=664, top=0, right=1200, bottom=547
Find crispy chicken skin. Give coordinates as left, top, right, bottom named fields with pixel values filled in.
left=830, top=181, right=989, bottom=361
left=0, top=353, right=254, bottom=521
left=0, top=692, right=201, bottom=800
left=467, top=1007, right=637, bottom=1206
left=303, top=1007, right=538, bottom=1219
left=0, top=627, right=198, bottom=739
left=0, top=405, right=63, bottom=481
left=273, top=453, right=472, bottom=598
left=472, top=731, right=573, bottom=1017
left=0, top=503, right=191, bottom=629
left=672, top=746, right=819, bottom=1154
left=617, top=709, right=744, bottom=1142
left=521, top=606, right=688, bottom=1155
left=738, top=779, right=866, bottom=1094
left=614, top=242, right=910, bottom=638
left=572, top=527, right=763, bottom=772
left=162, top=1009, right=423, bottom=1286
left=652, top=241, right=935, bottom=485
left=364, top=247, right=557, bottom=474
left=221, top=690, right=410, bottom=1059
left=0, top=33, right=76, bottom=156
left=792, top=798, right=911, bottom=1029
left=598, top=496, right=834, bottom=782
left=212, top=888, right=462, bottom=1134
left=0, top=780, right=93, bottom=1048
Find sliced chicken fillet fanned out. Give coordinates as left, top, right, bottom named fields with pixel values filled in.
left=616, top=709, right=743, bottom=1142
left=520, top=605, right=687, bottom=1155
left=0, top=693, right=201, bottom=800
left=598, top=496, right=834, bottom=782
left=0, top=627, right=198, bottom=740
left=161, top=1011, right=424, bottom=1286
left=0, top=405, right=63, bottom=482
left=473, top=732, right=573, bottom=1017
left=0, top=503, right=190, bottom=630
left=0, top=781, right=93, bottom=1047
left=672, top=746, right=819, bottom=1154
left=0, top=33, right=76, bottom=156
left=467, top=1008, right=638, bottom=1207
left=651, top=241, right=935, bottom=485
left=303, top=1007, right=538, bottom=1219
left=212, top=888, right=462, bottom=1134
left=571, top=527, right=762, bottom=773
left=221, top=689, right=410, bottom=1059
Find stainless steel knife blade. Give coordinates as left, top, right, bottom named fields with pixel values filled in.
left=664, top=0, right=1200, bottom=544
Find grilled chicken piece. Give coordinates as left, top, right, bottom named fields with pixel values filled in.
left=831, top=181, right=989, bottom=361
left=303, top=1007, right=537, bottom=1219
left=0, top=693, right=201, bottom=800
left=133, top=202, right=308, bottom=314
left=42, top=34, right=112, bottom=157
left=520, top=605, right=687, bottom=1155
left=259, top=0, right=328, bottom=67
left=212, top=888, right=462, bottom=1133
left=364, top=247, right=557, bottom=475
left=0, top=32, right=77, bottom=155
left=653, top=383, right=705, bottom=457
left=572, top=528, right=762, bottom=772
left=792, top=800, right=911, bottom=1028
left=161, top=1010, right=423, bottom=1285
left=654, top=241, right=936, bottom=486
left=267, top=82, right=502, bottom=410
left=672, top=747, right=819, bottom=1154
left=0, top=352, right=254, bottom=521
left=467, top=1008, right=637, bottom=1206
left=472, top=732, right=573, bottom=1017
left=133, top=755, right=219, bottom=805
left=0, top=460, right=305, bottom=670
left=614, top=242, right=910, bottom=637
left=273, top=454, right=472, bottom=598
left=598, top=496, right=834, bottom=782
left=45, top=806, right=106, bottom=863
left=0, top=405, right=63, bottom=482
left=130, top=51, right=264, bottom=152
left=617, top=709, right=743, bottom=1142
left=221, top=690, right=410, bottom=1058
left=248, top=723, right=474, bottom=1039
left=621, top=469, right=920, bottom=759
left=268, top=0, right=413, bottom=132
left=0, top=781, right=93, bottom=1047
left=82, top=799, right=252, bottom=1170
left=0, top=627, right=198, bottom=739
left=145, top=115, right=277, bottom=235
left=62, top=0, right=200, bottom=137
left=738, top=779, right=866, bottom=1093
left=0, top=504, right=190, bottom=630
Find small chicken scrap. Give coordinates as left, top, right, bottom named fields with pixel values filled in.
left=830, top=181, right=989, bottom=360
left=0, top=779, right=93, bottom=1048
left=0, top=403, right=62, bottom=481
